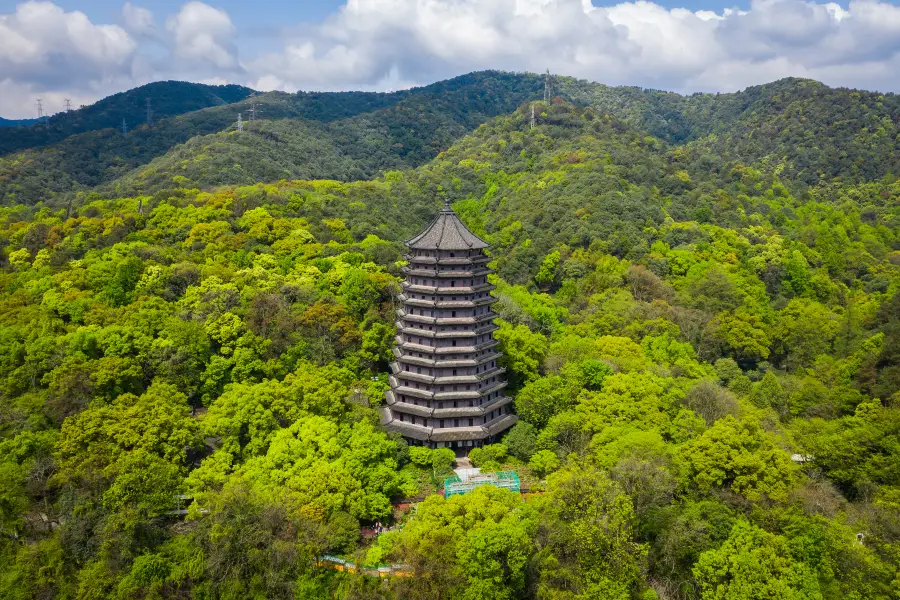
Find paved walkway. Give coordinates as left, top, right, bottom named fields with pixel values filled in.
left=455, top=457, right=473, bottom=469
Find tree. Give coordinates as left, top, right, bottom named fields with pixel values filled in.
left=515, top=375, right=580, bottom=429
left=196, top=479, right=327, bottom=599
left=55, top=381, right=200, bottom=486
left=709, top=308, right=771, bottom=363
left=627, top=265, right=673, bottom=303
left=792, top=401, right=900, bottom=498
left=387, top=486, right=537, bottom=600
left=694, top=521, right=823, bottom=600
left=748, top=371, right=788, bottom=415
left=503, top=422, right=537, bottom=461
left=340, top=267, right=385, bottom=319
left=684, top=379, right=739, bottom=426
left=679, top=415, right=797, bottom=502
left=494, top=321, right=548, bottom=387
left=534, top=465, right=647, bottom=599
left=535, top=250, right=561, bottom=289
left=772, top=299, right=840, bottom=370
left=529, top=450, right=560, bottom=477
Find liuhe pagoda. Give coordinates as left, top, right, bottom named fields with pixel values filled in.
left=380, top=201, right=517, bottom=453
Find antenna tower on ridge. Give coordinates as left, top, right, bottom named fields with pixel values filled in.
left=237, top=113, right=243, bottom=132
left=544, top=69, right=551, bottom=102
left=146, top=98, right=153, bottom=127
left=64, top=99, right=72, bottom=112
left=35, top=98, right=44, bottom=119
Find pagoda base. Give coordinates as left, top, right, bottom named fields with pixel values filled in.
left=379, top=405, right=517, bottom=454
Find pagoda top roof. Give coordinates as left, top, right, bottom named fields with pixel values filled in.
left=406, top=201, right=489, bottom=250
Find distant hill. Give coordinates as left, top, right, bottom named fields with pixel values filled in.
left=103, top=74, right=900, bottom=202
left=0, top=81, right=255, bottom=156
left=1, top=71, right=544, bottom=205
left=5, top=71, right=900, bottom=206
left=563, top=76, right=900, bottom=185
left=0, top=117, right=45, bottom=128
left=102, top=72, right=547, bottom=197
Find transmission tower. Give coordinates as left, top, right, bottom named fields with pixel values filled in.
left=122, top=118, right=128, bottom=136
left=146, top=98, right=153, bottom=127
left=247, top=94, right=260, bottom=121
left=530, top=104, right=535, bottom=129
left=64, top=98, right=72, bottom=112
left=35, top=98, right=44, bottom=119
left=544, top=69, right=551, bottom=102
left=237, top=113, right=243, bottom=132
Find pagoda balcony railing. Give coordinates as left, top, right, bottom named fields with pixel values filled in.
left=391, top=348, right=503, bottom=369
left=398, top=295, right=498, bottom=309
left=395, top=321, right=499, bottom=339
left=388, top=363, right=507, bottom=385
left=396, top=309, right=496, bottom=326
left=385, top=393, right=513, bottom=419
left=402, top=267, right=491, bottom=278
left=402, top=282, right=496, bottom=295
left=388, top=378, right=508, bottom=402
left=396, top=336, right=500, bottom=355
left=403, top=255, right=491, bottom=266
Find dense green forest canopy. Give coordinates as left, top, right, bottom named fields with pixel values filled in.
left=0, top=72, right=898, bottom=599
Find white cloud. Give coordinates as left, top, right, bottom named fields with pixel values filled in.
left=247, top=0, right=900, bottom=94
left=122, top=2, right=155, bottom=36
left=165, top=1, right=239, bottom=70
left=0, top=1, right=137, bottom=117
left=0, top=2, right=135, bottom=82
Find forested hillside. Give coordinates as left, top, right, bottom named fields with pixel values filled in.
left=0, top=82, right=255, bottom=155
left=0, top=118, right=43, bottom=128
left=6, top=71, right=900, bottom=208
left=0, top=75, right=898, bottom=600
left=0, top=72, right=544, bottom=206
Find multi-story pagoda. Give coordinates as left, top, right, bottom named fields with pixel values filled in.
left=380, top=201, right=517, bottom=453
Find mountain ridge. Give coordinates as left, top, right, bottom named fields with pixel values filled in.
left=4, top=71, right=900, bottom=208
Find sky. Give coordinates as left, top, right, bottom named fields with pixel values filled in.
left=3, top=0, right=900, bottom=118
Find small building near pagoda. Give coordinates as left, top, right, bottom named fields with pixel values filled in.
left=379, top=201, right=517, bottom=453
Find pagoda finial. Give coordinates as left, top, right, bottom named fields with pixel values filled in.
left=442, top=198, right=453, bottom=212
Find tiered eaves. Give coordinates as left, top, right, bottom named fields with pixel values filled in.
left=380, top=202, right=517, bottom=452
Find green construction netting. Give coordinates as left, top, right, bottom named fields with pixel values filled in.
left=444, top=471, right=520, bottom=496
